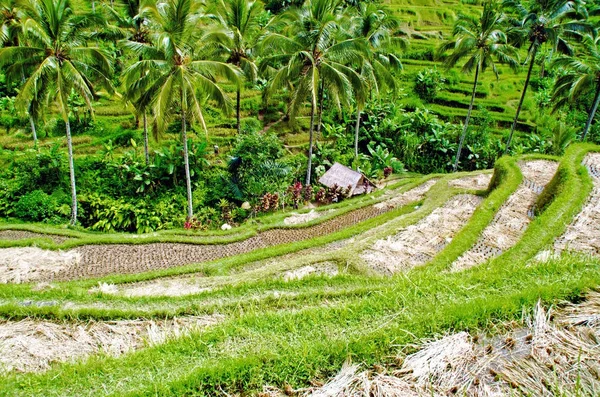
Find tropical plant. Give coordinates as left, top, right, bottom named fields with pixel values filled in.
left=106, top=0, right=157, bottom=164
left=0, top=0, right=43, bottom=143
left=261, top=0, right=365, bottom=185
left=551, top=34, right=600, bottom=141
left=414, top=68, right=445, bottom=103
left=0, top=0, right=114, bottom=225
left=351, top=2, right=403, bottom=162
left=438, top=1, right=519, bottom=171
left=206, top=0, right=264, bottom=134
left=122, top=0, right=241, bottom=219
left=503, top=0, right=590, bottom=152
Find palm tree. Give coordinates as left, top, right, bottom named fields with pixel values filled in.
left=123, top=0, right=240, bottom=219
left=261, top=0, right=365, bottom=185
left=205, top=0, right=263, bottom=134
left=0, top=0, right=41, bottom=144
left=351, top=2, right=403, bottom=162
left=503, top=0, right=590, bottom=153
left=438, top=2, right=518, bottom=171
left=551, top=34, right=600, bottom=141
left=106, top=0, right=156, bottom=164
left=0, top=0, right=113, bottom=225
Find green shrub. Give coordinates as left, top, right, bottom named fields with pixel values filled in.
left=414, top=68, right=445, bottom=102
left=14, top=190, right=58, bottom=222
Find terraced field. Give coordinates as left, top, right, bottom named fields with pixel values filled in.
left=1, top=145, right=600, bottom=396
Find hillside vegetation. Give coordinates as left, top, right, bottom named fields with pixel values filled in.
left=1, top=0, right=600, bottom=395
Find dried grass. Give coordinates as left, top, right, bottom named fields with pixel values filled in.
left=283, top=262, right=339, bottom=281
left=301, top=291, right=600, bottom=397
left=0, top=315, right=222, bottom=374
left=363, top=194, right=483, bottom=275
left=448, top=173, right=493, bottom=190
left=0, top=247, right=80, bottom=284
left=453, top=160, right=558, bottom=271
left=374, top=179, right=438, bottom=210
left=553, top=153, right=600, bottom=257
left=284, top=210, right=333, bottom=226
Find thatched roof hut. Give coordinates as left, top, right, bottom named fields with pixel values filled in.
left=318, top=162, right=375, bottom=196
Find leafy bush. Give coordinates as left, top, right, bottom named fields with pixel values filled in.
left=414, top=68, right=445, bottom=102
left=79, top=193, right=185, bottom=233
left=13, top=190, right=68, bottom=222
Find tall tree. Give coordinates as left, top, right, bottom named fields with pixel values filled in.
left=206, top=0, right=263, bottom=134
left=0, top=0, right=113, bottom=225
left=503, top=0, right=590, bottom=153
left=351, top=2, right=403, bottom=162
left=551, top=34, right=600, bottom=141
left=439, top=1, right=518, bottom=171
left=106, top=0, right=156, bottom=164
left=123, top=0, right=240, bottom=219
left=0, top=0, right=41, bottom=144
left=261, top=0, right=365, bottom=185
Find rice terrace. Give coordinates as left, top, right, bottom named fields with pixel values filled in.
left=0, top=0, right=600, bottom=395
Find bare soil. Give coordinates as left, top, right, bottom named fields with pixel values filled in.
left=0, top=230, right=72, bottom=245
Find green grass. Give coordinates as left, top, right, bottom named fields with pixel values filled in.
left=0, top=146, right=599, bottom=396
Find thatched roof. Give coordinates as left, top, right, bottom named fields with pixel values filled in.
left=318, top=162, right=374, bottom=196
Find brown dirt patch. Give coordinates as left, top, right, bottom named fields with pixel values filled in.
left=0, top=315, right=222, bottom=374
left=0, top=230, right=72, bottom=245
left=452, top=160, right=558, bottom=271
left=362, top=194, right=483, bottom=275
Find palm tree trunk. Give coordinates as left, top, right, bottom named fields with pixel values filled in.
left=182, top=111, right=193, bottom=219
left=236, top=88, right=241, bottom=134
left=582, top=83, right=600, bottom=141
left=316, top=79, right=325, bottom=139
left=505, top=46, right=537, bottom=154
left=354, top=106, right=361, bottom=163
left=143, top=112, right=149, bottom=165
left=306, top=99, right=316, bottom=186
left=453, top=64, right=480, bottom=172
left=65, top=118, right=77, bottom=226
left=30, top=116, right=37, bottom=145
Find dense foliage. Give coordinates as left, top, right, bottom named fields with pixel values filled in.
left=0, top=0, right=598, bottom=232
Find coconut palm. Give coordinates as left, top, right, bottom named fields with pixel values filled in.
left=0, top=0, right=42, bottom=143
left=261, top=0, right=365, bottom=185
left=106, top=0, right=156, bottom=164
left=438, top=1, right=519, bottom=171
left=351, top=2, right=403, bottom=162
left=0, top=0, right=113, bottom=225
left=551, top=34, right=600, bottom=141
left=205, top=0, right=264, bottom=134
left=122, top=0, right=241, bottom=219
left=503, top=0, right=590, bottom=153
